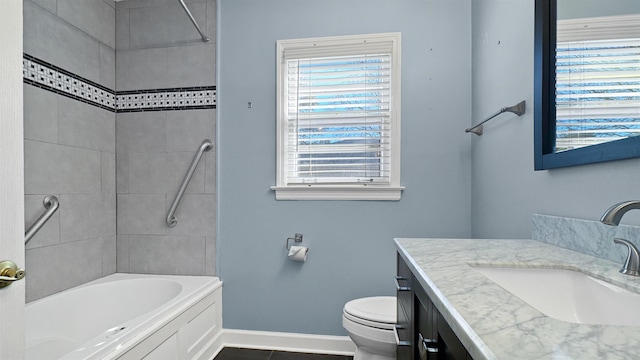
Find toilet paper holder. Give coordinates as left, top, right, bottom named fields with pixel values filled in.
left=286, top=233, right=303, bottom=250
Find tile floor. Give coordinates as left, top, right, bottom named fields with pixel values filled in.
left=213, top=347, right=354, bottom=360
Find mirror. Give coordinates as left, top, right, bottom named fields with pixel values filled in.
left=534, top=0, right=640, bottom=170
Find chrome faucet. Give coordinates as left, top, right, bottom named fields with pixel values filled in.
left=601, top=201, right=640, bottom=276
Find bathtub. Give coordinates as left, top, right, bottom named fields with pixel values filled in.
left=26, top=273, right=223, bottom=360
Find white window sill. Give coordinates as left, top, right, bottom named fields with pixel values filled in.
left=270, top=185, right=405, bottom=201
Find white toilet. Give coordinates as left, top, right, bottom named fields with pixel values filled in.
left=342, top=296, right=397, bottom=360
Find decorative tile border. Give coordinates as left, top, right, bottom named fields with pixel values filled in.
left=116, top=86, right=216, bottom=112
left=23, top=54, right=116, bottom=111
left=23, top=54, right=216, bottom=112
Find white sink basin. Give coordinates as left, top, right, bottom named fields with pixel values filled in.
left=473, top=266, right=640, bottom=326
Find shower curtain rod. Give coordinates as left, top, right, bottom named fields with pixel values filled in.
left=178, top=0, right=210, bottom=43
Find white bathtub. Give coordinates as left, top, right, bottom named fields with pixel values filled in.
left=26, top=273, right=223, bottom=360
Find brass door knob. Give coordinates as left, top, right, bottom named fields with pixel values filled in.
left=0, top=260, right=25, bottom=288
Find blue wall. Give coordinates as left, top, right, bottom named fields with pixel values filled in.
left=471, top=0, right=640, bottom=238
left=217, top=0, right=472, bottom=335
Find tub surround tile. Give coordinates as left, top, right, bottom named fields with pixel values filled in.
left=26, top=245, right=64, bottom=302
left=116, top=111, right=167, bottom=152
left=58, top=240, right=105, bottom=295
left=100, top=44, right=117, bottom=90
left=206, top=1, right=216, bottom=45
left=103, top=0, right=116, bottom=10
left=166, top=109, right=215, bottom=151
left=24, top=1, right=102, bottom=86
left=57, top=0, right=116, bottom=49
left=117, top=194, right=166, bottom=235
left=25, top=140, right=102, bottom=195
left=165, top=194, right=216, bottom=237
left=26, top=239, right=104, bottom=302
left=164, top=151, right=206, bottom=193
left=204, top=150, right=216, bottom=194
left=115, top=8, right=131, bottom=51
left=102, top=235, right=117, bottom=275
left=128, top=1, right=208, bottom=49
left=102, top=152, right=116, bottom=195
left=395, top=238, right=640, bottom=359
left=128, top=235, right=206, bottom=275
left=166, top=44, right=216, bottom=88
left=23, top=85, right=59, bottom=144
left=116, top=235, right=131, bottom=272
left=59, top=195, right=116, bottom=243
left=116, top=47, right=167, bottom=91
left=116, top=152, right=130, bottom=193
left=126, top=151, right=205, bottom=195
left=205, top=236, right=216, bottom=276
left=29, top=0, right=57, bottom=14
left=128, top=152, right=172, bottom=193
left=57, top=96, right=115, bottom=152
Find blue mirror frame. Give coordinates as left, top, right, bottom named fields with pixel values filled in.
left=534, top=0, right=640, bottom=170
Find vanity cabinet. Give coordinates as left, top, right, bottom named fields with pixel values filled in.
left=396, top=254, right=473, bottom=360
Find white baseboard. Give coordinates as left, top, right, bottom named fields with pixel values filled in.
left=206, top=329, right=356, bottom=358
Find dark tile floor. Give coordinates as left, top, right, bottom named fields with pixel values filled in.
left=213, top=347, right=354, bottom=360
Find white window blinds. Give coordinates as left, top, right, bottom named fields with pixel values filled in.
left=285, top=53, right=391, bottom=184
left=555, top=15, right=640, bottom=152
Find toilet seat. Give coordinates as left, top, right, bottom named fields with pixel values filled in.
left=343, top=296, right=396, bottom=330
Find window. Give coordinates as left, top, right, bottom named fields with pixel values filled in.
left=272, top=33, right=403, bottom=200
left=555, top=15, right=640, bottom=152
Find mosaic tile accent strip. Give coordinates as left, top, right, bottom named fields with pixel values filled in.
left=116, top=86, right=216, bottom=112
left=23, top=54, right=216, bottom=112
left=23, top=54, right=116, bottom=111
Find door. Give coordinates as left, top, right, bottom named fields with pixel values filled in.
left=0, top=0, right=26, bottom=358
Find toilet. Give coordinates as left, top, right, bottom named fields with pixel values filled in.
left=342, top=296, right=397, bottom=360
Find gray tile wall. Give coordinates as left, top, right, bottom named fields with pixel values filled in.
left=115, top=0, right=216, bottom=276
left=23, top=0, right=216, bottom=302
left=24, top=0, right=117, bottom=302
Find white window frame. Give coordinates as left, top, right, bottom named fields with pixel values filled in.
left=271, top=32, right=403, bottom=201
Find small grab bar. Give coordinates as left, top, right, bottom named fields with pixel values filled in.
left=177, top=0, right=210, bottom=43
left=465, top=100, right=526, bottom=135
left=25, top=195, right=59, bottom=244
left=166, top=139, right=213, bottom=227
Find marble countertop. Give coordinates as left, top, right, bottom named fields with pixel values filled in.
left=394, top=238, right=640, bottom=360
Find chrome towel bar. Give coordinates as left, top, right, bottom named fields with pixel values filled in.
left=25, top=195, right=59, bottom=244
left=465, top=100, right=526, bottom=135
left=166, top=139, right=213, bottom=227
left=177, top=0, right=210, bottom=43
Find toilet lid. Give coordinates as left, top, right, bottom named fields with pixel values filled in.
left=343, top=296, right=396, bottom=326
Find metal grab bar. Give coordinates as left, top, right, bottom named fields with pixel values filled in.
left=166, top=139, right=213, bottom=227
left=25, top=195, right=59, bottom=244
left=465, top=100, right=526, bottom=135
left=177, top=0, right=210, bottom=42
